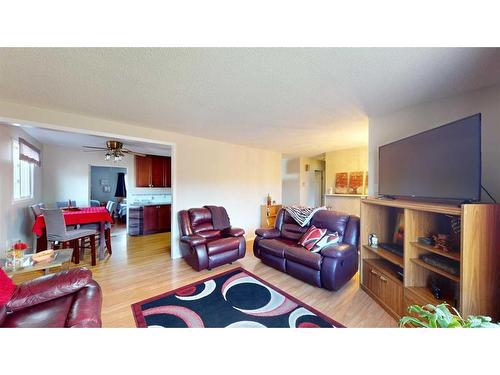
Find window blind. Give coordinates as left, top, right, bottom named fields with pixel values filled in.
left=18, top=138, right=41, bottom=167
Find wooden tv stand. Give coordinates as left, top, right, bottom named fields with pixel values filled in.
left=360, top=197, right=500, bottom=321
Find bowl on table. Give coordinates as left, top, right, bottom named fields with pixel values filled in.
left=32, top=249, right=55, bottom=263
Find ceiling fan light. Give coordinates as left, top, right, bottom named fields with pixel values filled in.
left=105, top=152, right=112, bottom=161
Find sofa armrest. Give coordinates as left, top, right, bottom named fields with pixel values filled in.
left=320, top=243, right=357, bottom=259
left=180, top=234, right=206, bottom=247
left=7, top=268, right=92, bottom=312
left=66, top=280, right=103, bottom=328
left=255, top=228, right=281, bottom=239
left=222, top=227, right=245, bottom=237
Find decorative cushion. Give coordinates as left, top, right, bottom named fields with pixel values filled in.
left=311, top=232, right=340, bottom=253
left=298, top=225, right=327, bottom=251
left=0, top=269, right=16, bottom=305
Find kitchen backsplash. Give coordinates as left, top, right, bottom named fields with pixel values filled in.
left=130, top=193, right=172, bottom=204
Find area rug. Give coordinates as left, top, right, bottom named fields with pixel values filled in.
left=131, top=267, right=344, bottom=328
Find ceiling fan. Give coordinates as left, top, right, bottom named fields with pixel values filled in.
left=83, top=140, right=145, bottom=162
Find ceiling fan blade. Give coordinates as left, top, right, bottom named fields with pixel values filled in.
left=83, top=150, right=106, bottom=152
left=123, top=149, right=146, bottom=157
left=83, top=146, right=108, bottom=150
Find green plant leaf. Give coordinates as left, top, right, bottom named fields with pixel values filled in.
left=400, top=303, right=498, bottom=328
left=399, top=316, right=430, bottom=328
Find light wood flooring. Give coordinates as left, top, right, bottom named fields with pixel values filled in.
left=14, top=225, right=396, bottom=327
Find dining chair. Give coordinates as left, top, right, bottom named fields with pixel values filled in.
left=30, top=203, right=45, bottom=218
left=79, top=202, right=115, bottom=256
left=90, top=199, right=100, bottom=207
left=41, top=208, right=98, bottom=266
left=56, top=200, right=76, bottom=208
left=106, top=201, right=117, bottom=216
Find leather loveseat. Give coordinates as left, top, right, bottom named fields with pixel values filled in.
left=1, top=268, right=102, bottom=328
left=178, top=207, right=246, bottom=271
left=253, top=208, right=360, bottom=291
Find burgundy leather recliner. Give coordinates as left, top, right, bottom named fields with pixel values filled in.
left=1, top=268, right=102, bottom=328
left=178, top=208, right=246, bottom=271
left=253, top=209, right=360, bottom=291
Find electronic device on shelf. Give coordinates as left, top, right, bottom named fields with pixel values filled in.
left=395, top=266, right=404, bottom=281
left=379, top=242, right=404, bottom=257
left=421, top=253, right=460, bottom=276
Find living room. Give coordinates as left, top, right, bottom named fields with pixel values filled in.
left=1, top=2, right=499, bottom=374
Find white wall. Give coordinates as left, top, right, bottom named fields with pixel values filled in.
left=0, top=125, right=43, bottom=256
left=369, top=84, right=500, bottom=201
left=281, top=157, right=300, bottom=206
left=0, top=100, right=282, bottom=258
left=41, top=144, right=170, bottom=207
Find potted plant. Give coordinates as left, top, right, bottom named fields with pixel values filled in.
left=399, top=303, right=499, bottom=328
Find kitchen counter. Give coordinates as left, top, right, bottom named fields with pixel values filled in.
left=129, top=202, right=171, bottom=208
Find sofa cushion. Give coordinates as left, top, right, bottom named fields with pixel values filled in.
left=311, top=232, right=340, bottom=253
left=197, top=230, right=221, bottom=240
left=310, top=210, right=349, bottom=239
left=281, top=223, right=308, bottom=241
left=298, top=225, right=327, bottom=250
left=259, top=238, right=299, bottom=258
left=189, top=208, right=214, bottom=233
left=2, top=294, right=74, bottom=328
left=206, top=237, right=240, bottom=256
left=284, top=247, right=322, bottom=270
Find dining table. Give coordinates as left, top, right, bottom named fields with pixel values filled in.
left=32, top=207, right=114, bottom=261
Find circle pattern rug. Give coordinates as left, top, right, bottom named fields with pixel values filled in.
left=131, top=267, right=344, bottom=328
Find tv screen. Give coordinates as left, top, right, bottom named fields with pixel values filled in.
left=378, top=114, right=481, bottom=202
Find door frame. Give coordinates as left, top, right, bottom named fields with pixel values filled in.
left=1, top=117, right=177, bottom=259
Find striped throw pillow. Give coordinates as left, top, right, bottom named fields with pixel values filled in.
left=311, top=232, right=340, bottom=253
left=298, top=225, right=327, bottom=250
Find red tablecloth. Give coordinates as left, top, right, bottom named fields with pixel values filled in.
left=32, top=207, right=114, bottom=236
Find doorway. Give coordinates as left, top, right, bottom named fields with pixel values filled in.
left=90, top=166, right=128, bottom=206
left=314, top=170, right=324, bottom=206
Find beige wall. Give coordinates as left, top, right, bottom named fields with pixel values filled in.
left=0, top=124, right=43, bottom=256
left=324, top=146, right=368, bottom=193
left=0, top=100, right=282, bottom=258
left=369, top=84, right=500, bottom=201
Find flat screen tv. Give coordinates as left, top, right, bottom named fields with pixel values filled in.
left=378, top=113, right=481, bottom=202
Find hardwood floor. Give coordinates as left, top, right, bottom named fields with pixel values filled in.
left=14, top=225, right=397, bottom=327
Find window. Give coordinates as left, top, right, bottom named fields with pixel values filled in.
left=12, top=139, right=34, bottom=201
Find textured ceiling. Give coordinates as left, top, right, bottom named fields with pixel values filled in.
left=20, top=126, right=171, bottom=156
left=1, top=48, right=500, bottom=156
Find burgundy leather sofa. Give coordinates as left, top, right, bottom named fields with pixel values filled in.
left=1, top=268, right=102, bottom=328
left=253, top=209, right=360, bottom=291
left=178, top=207, right=246, bottom=271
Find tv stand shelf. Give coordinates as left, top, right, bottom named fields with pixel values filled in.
left=362, top=244, right=404, bottom=268
left=410, top=258, right=460, bottom=282
left=409, top=242, right=460, bottom=261
left=360, top=198, right=500, bottom=321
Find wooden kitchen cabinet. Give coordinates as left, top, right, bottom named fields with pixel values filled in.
left=158, top=204, right=171, bottom=232
left=143, top=206, right=159, bottom=234
left=143, top=204, right=171, bottom=234
left=135, top=155, right=153, bottom=187
left=135, top=155, right=171, bottom=188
